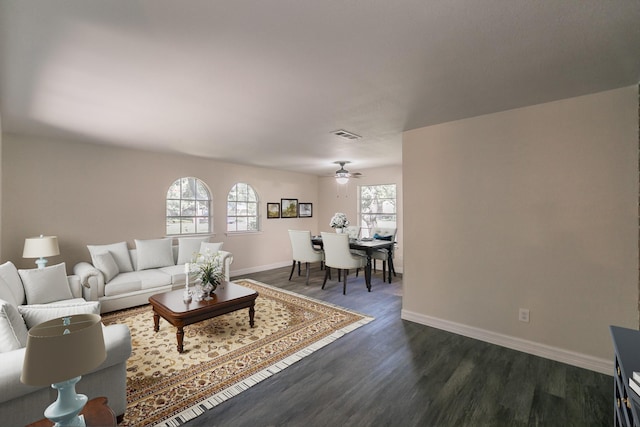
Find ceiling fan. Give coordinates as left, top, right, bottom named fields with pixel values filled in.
left=333, top=161, right=362, bottom=184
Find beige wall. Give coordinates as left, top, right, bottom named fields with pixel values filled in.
left=402, top=85, right=639, bottom=365
left=1, top=135, right=319, bottom=274
left=317, top=165, right=403, bottom=272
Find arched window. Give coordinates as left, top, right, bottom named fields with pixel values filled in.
left=166, top=177, right=211, bottom=235
left=227, top=183, right=259, bottom=232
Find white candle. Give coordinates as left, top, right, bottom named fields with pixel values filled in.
left=184, top=263, right=190, bottom=287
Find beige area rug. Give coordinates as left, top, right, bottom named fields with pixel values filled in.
left=101, top=279, right=374, bottom=427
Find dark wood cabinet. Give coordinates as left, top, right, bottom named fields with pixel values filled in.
left=610, top=326, right=640, bottom=426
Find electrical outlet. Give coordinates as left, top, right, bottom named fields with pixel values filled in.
left=519, top=308, right=530, bottom=323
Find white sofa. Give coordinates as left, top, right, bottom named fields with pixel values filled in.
left=0, top=261, right=132, bottom=426
left=74, top=237, right=233, bottom=313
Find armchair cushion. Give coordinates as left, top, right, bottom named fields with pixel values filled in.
left=177, top=237, right=210, bottom=264
left=18, top=263, right=73, bottom=305
left=18, top=300, right=100, bottom=329
left=0, top=299, right=28, bottom=352
left=88, top=241, right=134, bottom=273
left=93, top=252, right=119, bottom=283
left=135, top=238, right=174, bottom=271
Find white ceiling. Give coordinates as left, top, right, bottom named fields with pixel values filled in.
left=1, top=1, right=639, bottom=176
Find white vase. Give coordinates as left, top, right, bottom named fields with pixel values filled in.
left=336, top=228, right=344, bottom=233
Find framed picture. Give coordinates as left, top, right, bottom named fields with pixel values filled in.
left=299, top=203, right=313, bottom=218
left=281, top=198, right=298, bottom=218
left=267, top=202, right=280, bottom=218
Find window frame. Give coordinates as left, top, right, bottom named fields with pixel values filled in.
left=227, top=182, right=260, bottom=233
left=166, top=177, right=212, bottom=236
left=358, top=183, right=397, bottom=238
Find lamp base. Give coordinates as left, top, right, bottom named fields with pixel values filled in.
left=35, top=257, right=48, bottom=269
left=44, top=376, right=88, bottom=427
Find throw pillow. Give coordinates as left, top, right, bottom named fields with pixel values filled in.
left=177, top=236, right=210, bottom=264
left=0, top=298, right=28, bottom=352
left=373, top=233, right=393, bottom=241
left=199, top=242, right=223, bottom=256
left=18, top=263, right=73, bottom=305
left=18, top=301, right=100, bottom=329
left=0, top=261, right=26, bottom=306
left=135, top=238, right=174, bottom=271
left=87, top=241, right=134, bottom=273
left=93, top=252, right=120, bottom=283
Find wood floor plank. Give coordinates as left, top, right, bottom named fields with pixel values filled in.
left=177, top=265, right=612, bottom=426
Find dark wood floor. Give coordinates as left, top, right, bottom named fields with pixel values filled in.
left=181, top=264, right=612, bottom=426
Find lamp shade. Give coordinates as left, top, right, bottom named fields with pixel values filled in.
left=21, top=314, right=106, bottom=386
left=23, top=235, right=60, bottom=258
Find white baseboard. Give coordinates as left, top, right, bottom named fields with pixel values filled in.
left=401, top=309, right=613, bottom=375
left=230, top=261, right=292, bottom=277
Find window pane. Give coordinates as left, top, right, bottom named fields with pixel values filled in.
left=227, top=201, right=237, bottom=216
left=181, top=200, right=195, bottom=216
left=227, top=217, right=236, bottom=232
left=181, top=178, right=195, bottom=199
left=167, top=182, right=180, bottom=199
left=166, top=200, right=180, bottom=216
left=181, top=217, right=196, bottom=234
left=166, top=218, right=180, bottom=235
left=196, top=181, right=208, bottom=200
left=247, top=189, right=257, bottom=202
left=228, top=187, right=237, bottom=201
left=197, top=201, right=209, bottom=216
left=236, top=217, right=248, bottom=231
left=248, top=217, right=258, bottom=230
left=248, top=202, right=257, bottom=216
left=237, top=202, right=247, bottom=215
left=196, top=217, right=210, bottom=234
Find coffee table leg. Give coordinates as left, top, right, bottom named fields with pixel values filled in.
left=249, top=303, right=255, bottom=328
left=153, top=311, right=159, bottom=332
left=176, top=327, right=184, bottom=353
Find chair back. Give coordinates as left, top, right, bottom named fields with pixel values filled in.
left=288, top=230, right=323, bottom=263
left=320, top=232, right=363, bottom=270
left=345, top=225, right=360, bottom=239
left=371, top=227, right=396, bottom=242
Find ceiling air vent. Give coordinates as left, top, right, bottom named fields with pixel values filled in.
left=332, top=129, right=361, bottom=141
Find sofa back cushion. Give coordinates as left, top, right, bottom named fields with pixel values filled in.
left=0, top=261, right=25, bottom=306
left=87, top=241, right=134, bottom=273
left=18, top=263, right=73, bottom=305
left=134, top=238, right=175, bottom=271
left=177, top=237, right=210, bottom=264
left=18, top=300, right=100, bottom=329
left=93, top=252, right=120, bottom=283
left=0, top=298, right=28, bottom=352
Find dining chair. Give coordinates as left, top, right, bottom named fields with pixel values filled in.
left=288, top=230, right=324, bottom=285
left=320, top=231, right=366, bottom=295
left=370, top=227, right=397, bottom=283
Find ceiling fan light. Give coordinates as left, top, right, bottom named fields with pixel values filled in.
left=336, top=175, right=349, bottom=185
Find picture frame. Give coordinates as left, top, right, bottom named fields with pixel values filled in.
left=267, top=202, right=280, bottom=218
left=299, top=202, right=313, bottom=218
left=281, top=198, right=298, bottom=218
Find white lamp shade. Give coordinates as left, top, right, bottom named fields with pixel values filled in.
left=21, top=314, right=106, bottom=386
left=23, top=235, right=60, bottom=258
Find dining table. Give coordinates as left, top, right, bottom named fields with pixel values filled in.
left=311, top=235, right=395, bottom=291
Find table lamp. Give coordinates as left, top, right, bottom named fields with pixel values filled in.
left=23, top=235, right=60, bottom=269
left=21, top=314, right=106, bottom=427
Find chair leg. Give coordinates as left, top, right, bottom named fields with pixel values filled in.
left=297, top=261, right=301, bottom=276
left=322, top=268, right=330, bottom=289
left=289, top=260, right=296, bottom=281
left=382, top=261, right=386, bottom=283
left=343, top=269, right=347, bottom=295
left=305, top=262, right=310, bottom=285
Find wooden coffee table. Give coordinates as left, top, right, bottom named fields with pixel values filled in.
left=149, top=281, right=258, bottom=353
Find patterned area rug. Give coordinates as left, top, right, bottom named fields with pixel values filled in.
left=101, top=279, right=373, bottom=427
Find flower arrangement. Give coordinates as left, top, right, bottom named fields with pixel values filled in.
left=192, top=249, right=224, bottom=291
left=330, top=212, right=349, bottom=229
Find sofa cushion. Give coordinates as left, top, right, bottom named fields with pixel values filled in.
left=103, top=276, right=142, bottom=297
left=177, top=237, right=210, bottom=265
left=135, top=239, right=174, bottom=271
left=18, top=263, right=73, bottom=305
left=88, top=241, right=134, bottom=273
left=93, top=252, right=120, bottom=283
left=0, top=299, right=28, bottom=352
left=18, top=300, right=100, bottom=329
left=159, top=265, right=187, bottom=285
left=0, top=261, right=25, bottom=306
left=199, top=242, right=223, bottom=257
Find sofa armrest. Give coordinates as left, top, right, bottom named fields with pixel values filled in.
left=66, top=274, right=83, bottom=298
left=73, top=262, right=105, bottom=300
left=218, top=250, right=233, bottom=282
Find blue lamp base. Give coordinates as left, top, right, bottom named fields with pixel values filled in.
left=43, top=376, right=88, bottom=427
left=35, top=257, right=48, bottom=269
